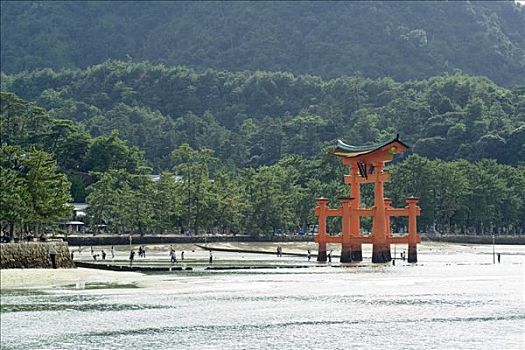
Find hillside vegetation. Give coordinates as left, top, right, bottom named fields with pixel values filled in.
left=3, top=61, right=524, bottom=170
left=1, top=2, right=525, bottom=237
left=1, top=1, right=524, bottom=86
left=1, top=91, right=524, bottom=236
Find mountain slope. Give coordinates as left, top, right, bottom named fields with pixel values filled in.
left=3, top=61, right=524, bottom=169
left=1, top=1, right=524, bottom=86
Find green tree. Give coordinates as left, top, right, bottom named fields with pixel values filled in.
left=151, top=172, right=184, bottom=233
left=86, top=169, right=156, bottom=234
left=85, top=130, right=145, bottom=172
left=240, top=164, right=302, bottom=236
left=0, top=145, right=71, bottom=236
left=171, top=143, right=219, bottom=234
left=0, top=167, right=31, bottom=238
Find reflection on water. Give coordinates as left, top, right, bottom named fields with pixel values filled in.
left=1, top=244, right=524, bottom=350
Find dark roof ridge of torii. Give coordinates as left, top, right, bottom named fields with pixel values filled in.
left=333, top=134, right=409, bottom=158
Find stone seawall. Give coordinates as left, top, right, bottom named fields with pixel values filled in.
left=0, top=242, right=75, bottom=269
left=64, top=234, right=314, bottom=246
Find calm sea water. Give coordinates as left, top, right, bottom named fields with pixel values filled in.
left=1, top=243, right=524, bottom=350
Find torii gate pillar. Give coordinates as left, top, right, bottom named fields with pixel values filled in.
left=371, top=162, right=391, bottom=263
left=407, top=197, right=419, bottom=263
left=314, top=198, right=329, bottom=262
left=340, top=196, right=354, bottom=263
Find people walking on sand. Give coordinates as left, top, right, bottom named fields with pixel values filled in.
left=48, top=244, right=57, bottom=269
left=101, top=250, right=106, bottom=260
left=307, top=249, right=311, bottom=261
left=142, top=246, right=146, bottom=258
left=129, top=250, right=135, bottom=267
left=138, top=246, right=143, bottom=258
left=181, top=251, right=185, bottom=261
left=170, top=248, right=177, bottom=263
left=497, top=253, right=501, bottom=263
left=209, top=250, right=213, bottom=264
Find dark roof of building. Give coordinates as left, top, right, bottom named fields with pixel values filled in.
left=332, top=134, right=409, bottom=159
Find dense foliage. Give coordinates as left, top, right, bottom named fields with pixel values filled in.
left=2, top=50, right=525, bottom=237
left=2, top=1, right=524, bottom=86
left=83, top=148, right=525, bottom=236
left=0, top=145, right=71, bottom=237
left=0, top=92, right=145, bottom=201
left=3, top=62, right=524, bottom=171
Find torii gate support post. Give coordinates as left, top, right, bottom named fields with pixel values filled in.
left=372, top=162, right=391, bottom=263
left=406, top=197, right=419, bottom=263
left=340, top=196, right=353, bottom=263
left=384, top=198, right=392, bottom=240
left=384, top=198, right=393, bottom=256
left=349, top=163, right=363, bottom=261
left=315, top=198, right=329, bottom=262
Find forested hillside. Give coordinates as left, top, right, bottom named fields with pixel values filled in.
left=2, top=91, right=524, bottom=236
left=1, top=2, right=525, bottom=237
left=2, top=1, right=524, bottom=86
left=3, top=61, right=524, bottom=170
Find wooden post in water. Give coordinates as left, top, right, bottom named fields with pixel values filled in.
left=340, top=196, right=353, bottom=263
left=314, top=198, right=329, bottom=262
left=371, top=162, right=391, bottom=263
left=406, top=197, right=419, bottom=263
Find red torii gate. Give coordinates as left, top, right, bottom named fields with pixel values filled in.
left=314, top=135, right=421, bottom=263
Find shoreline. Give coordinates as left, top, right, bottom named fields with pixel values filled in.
left=1, top=241, right=523, bottom=290
left=56, top=234, right=525, bottom=246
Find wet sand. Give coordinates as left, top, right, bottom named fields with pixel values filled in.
left=2, top=242, right=523, bottom=290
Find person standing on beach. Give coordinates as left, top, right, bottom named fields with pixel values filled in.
left=497, top=253, right=501, bottom=263
left=170, top=248, right=177, bottom=263
left=111, top=245, right=115, bottom=259
left=48, top=244, right=57, bottom=269
left=129, top=250, right=135, bottom=267
left=307, top=249, right=311, bottom=261
left=209, top=250, right=213, bottom=264
left=181, top=251, right=185, bottom=261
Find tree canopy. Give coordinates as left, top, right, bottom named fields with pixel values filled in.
left=1, top=89, right=524, bottom=237
left=1, top=1, right=524, bottom=86
left=3, top=63, right=524, bottom=170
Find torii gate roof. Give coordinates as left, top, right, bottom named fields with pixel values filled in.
left=332, top=134, right=409, bottom=160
